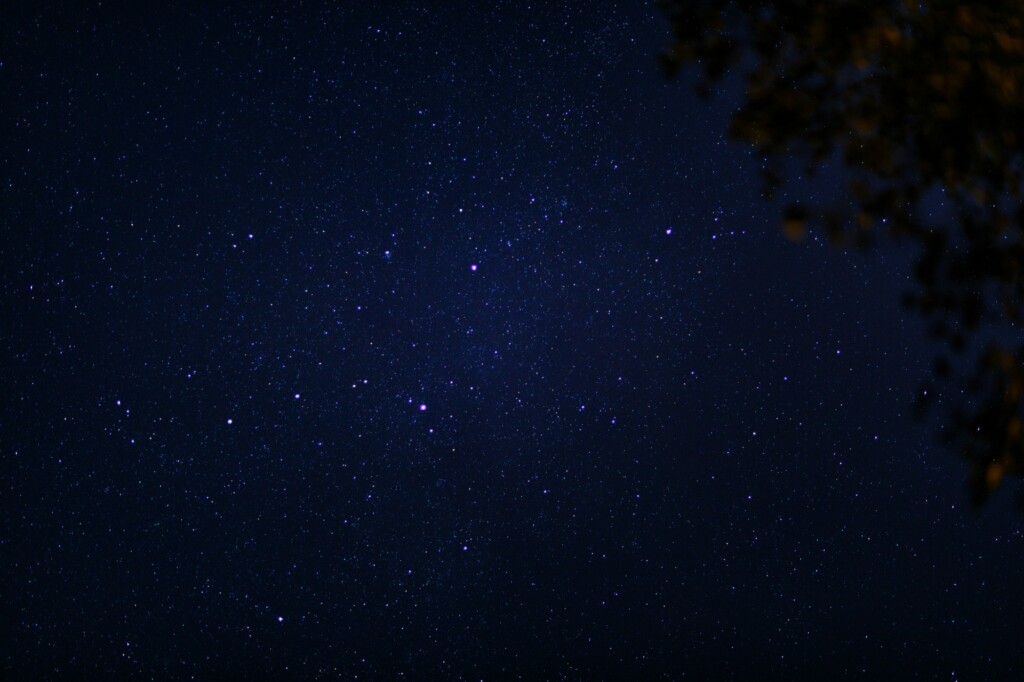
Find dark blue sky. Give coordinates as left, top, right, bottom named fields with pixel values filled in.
left=3, top=2, right=1023, bottom=679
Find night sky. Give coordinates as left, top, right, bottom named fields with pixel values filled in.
left=3, top=2, right=1024, bottom=680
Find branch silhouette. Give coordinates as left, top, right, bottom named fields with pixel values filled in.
left=659, top=0, right=1024, bottom=505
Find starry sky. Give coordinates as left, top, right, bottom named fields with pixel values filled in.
left=3, top=2, right=1024, bottom=680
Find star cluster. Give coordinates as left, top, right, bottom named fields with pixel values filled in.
left=3, top=2, right=1024, bottom=679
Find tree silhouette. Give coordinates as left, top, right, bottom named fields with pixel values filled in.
left=659, top=0, right=1024, bottom=505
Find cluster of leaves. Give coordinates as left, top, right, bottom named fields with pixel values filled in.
left=659, top=0, right=1024, bottom=504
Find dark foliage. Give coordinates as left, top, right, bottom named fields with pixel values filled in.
left=660, top=0, right=1024, bottom=504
